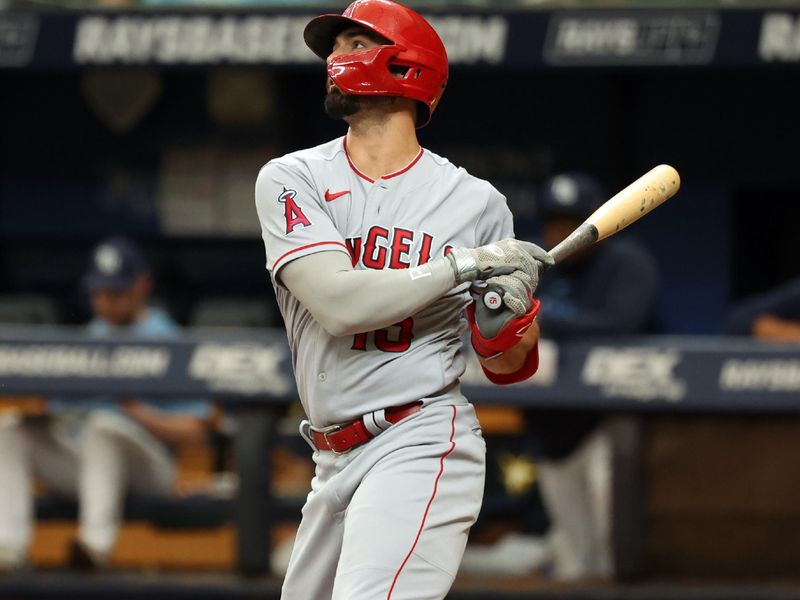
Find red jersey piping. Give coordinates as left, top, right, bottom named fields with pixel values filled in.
left=272, top=241, right=349, bottom=272
left=383, top=147, right=424, bottom=179
left=343, top=137, right=424, bottom=183
left=386, top=405, right=457, bottom=599
left=343, top=136, right=374, bottom=183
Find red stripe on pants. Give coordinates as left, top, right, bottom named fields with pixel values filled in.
left=386, top=405, right=458, bottom=599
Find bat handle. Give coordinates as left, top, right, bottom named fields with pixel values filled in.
left=481, top=286, right=505, bottom=311
left=480, top=223, right=600, bottom=311
left=549, top=223, right=599, bottom=265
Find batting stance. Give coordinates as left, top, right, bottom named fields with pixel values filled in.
left=255, top=2, right=552, bottom=598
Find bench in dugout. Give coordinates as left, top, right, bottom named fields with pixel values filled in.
left=10, top=408, right=308, bottom=573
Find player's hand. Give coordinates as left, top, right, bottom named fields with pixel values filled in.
left=448, top=239, right=553, bottom=286
left=484, top=270, right=536, bottom=315
left=470, top=270, right=535, bottom=339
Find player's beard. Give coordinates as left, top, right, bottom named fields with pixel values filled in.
left=324, top=87, right=361, bottom=119
left=324, top=86, right=397, bottom=121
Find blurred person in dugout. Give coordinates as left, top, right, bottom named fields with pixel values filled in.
left=466, top=173, right=659, bottom=580
left=531, top=172, right=659, bottom=579
left=725, top=276, right=800, bottom=340
left=0, top=236, right=210, bottom=571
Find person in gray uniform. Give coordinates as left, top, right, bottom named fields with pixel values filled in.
left=254, top=1, right=553, bottom=598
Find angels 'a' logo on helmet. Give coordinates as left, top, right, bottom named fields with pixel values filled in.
left=278, top=187, right=312, bottom=234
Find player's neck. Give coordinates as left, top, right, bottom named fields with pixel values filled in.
left=345, top=111, right=420, bottom=181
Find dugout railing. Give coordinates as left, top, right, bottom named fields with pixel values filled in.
left=1, top=326, right=799, bottom=578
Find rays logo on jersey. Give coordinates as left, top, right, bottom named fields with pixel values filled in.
left=278, top=187, right=311, bottom=234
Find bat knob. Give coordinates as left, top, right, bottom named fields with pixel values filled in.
left=483, top=289, right=503, bottom=311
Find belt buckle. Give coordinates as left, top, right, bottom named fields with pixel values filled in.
left=312, top=422, right=350, bottom=455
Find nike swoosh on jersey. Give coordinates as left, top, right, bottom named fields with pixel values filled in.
left=325, top=189, right=350, bottom=202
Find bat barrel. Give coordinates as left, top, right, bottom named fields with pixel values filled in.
left=587, top=164, right=680, bottom=241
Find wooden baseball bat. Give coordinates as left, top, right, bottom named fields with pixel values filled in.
left=483, top=164, right=680, bottom=310
left=547, top=164, right=680, bottom=264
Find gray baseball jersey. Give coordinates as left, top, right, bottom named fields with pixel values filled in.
left=255, top=136, right=514, bottom=427
left=256, top=136, right=516, bottom=600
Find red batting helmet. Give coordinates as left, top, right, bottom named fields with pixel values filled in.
left=304, top=0, right=448, bottom=128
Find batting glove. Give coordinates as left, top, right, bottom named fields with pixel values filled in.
left=485, top=270, right=536, bottom=315
left=470, top=270, right=537, bottom=340
left=467, top=286, right=541, bottom=357
left=447, top=239, right=554, bottom=286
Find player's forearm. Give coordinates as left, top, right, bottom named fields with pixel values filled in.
left=479, top=321, right=540, bottom=374
left=280, top=251, right=456, bottom=336
left=752, top=314, right=800, bottom=341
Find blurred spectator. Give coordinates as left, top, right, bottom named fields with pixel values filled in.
left=724, top=277, right=800, bottom=341
left=530, top=173, right=659, bottom=580
left=535, top=173, right=658, bottom=337
left=0, top=237, right=209, bottom=571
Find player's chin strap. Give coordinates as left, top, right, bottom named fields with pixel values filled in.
left=466, top=296, right=541, bottom=385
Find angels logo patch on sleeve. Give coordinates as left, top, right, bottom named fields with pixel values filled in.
left=278, top=187, right=312, bottom=234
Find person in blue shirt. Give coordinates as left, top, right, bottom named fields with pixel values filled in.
left=0, top=237, right=209, bottom=570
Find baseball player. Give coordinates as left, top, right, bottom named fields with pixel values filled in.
left=254, top=2, right=553, bottom=598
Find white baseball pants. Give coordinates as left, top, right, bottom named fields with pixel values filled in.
left=281, top=401, right=486, bottom=600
